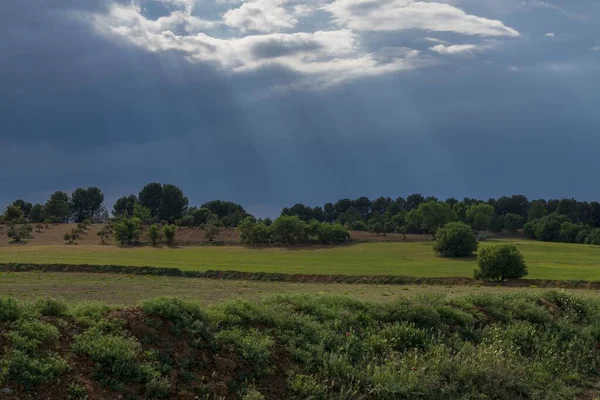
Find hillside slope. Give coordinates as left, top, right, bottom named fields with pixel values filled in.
left=0, top=292, right=599, bottom=399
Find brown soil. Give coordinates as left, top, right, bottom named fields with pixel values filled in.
left=0, top=224, right=431, bottom=247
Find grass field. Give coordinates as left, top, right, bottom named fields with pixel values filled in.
left=4, top=271, right=599, bottom=305
left=0, top=238, right=599, bottom=280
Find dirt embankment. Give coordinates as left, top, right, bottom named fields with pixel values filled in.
left=1, top=263, right=599, bottom=289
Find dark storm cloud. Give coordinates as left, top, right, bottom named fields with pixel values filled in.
left=1, top=0, right=599, bottom=216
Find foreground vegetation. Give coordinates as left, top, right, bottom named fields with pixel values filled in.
left=0, top=239, right=599, bottom=280
left=0, top=292, right=599, bottom=399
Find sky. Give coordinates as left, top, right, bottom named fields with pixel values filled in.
left=1, top=0, right=599, bottom=217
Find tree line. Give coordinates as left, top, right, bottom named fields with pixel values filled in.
left=3, top=187, right=600, bottom=246
left=280, top=194, right=600, bottom=245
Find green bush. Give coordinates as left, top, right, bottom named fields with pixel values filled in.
left=585, top=228, right=600, bottom=245
left=162, top=224, right=176, bottom=245
left=0, top=350, right=69, bottom=389
left=433, top=222, right=478, bottom=258
left=475, top=244, right=528, bottom=281
left=114, top=217, right=142, bottom=245
left=559, top=222, right=584, bottom=243
left=215, top=328, right=274, bottom=377
left=72, top=327, right=142, bottom=384
left=270, top=215, right=308, bottom=244
left=148, top=224, right=162, bottom=245
left=349, top=220, right=369, bottom=231
left=0, top=297, right=22, bottom=321
left=317, top=223, right=350, bottom=244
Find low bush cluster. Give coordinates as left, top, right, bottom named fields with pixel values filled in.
left=239, top=215, right=350, bottom=245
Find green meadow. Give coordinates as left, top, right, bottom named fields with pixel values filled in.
left=1, top=239, right=599, bottom=280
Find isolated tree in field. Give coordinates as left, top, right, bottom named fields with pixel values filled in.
left=97, top=227, right=110, bottom=244
left=113, top=195, right=137, bottom=217
left=114, top=217, right=142, bottom=245
left=64, top=230, right=79, bottom=244
left=204, top=215, right=221, bottom=243
left=3, top=205, right=24, bottom=223
left=138, top=183, right=163, bottom=217
left=475, top=244, right=528, bottom=281
left=433, top=222, right=478, bottom=258
left=407, top=201, right=456, bottom=236
left=159, top=184, right=188, bottom=222
left=466, top=203, right=495, bottom=231
left=28, top=204, right=46, bottom=223
left=45, top=191, right=70, bottom=222
left=8, top=227, right=28, bottom=243
left=504, top=213, right=525, bottom=232
left=148, top=224, right=162, bottom=245
left=528, top=200, right=547, bottom=222
left=162, top=224, right=176, bottom=245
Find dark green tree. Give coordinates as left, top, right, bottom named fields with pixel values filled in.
left=433, top=222, right=478, bottom=258
left=466, top=203, right=495, bottom=231
left=475, top=244, right=528, bottom=281
left=113, top=195, right=137, bottom=218
left=27, top=204, right=46, bottom=223
left=159, top=184, right=188, bottom=222
left=11, top=200, right=32, bottom=217
left=71, top=187, right=104, bottom=222
left=45, top=191, right=70, bottom=222
left=138, top=183, right=163, bottom=217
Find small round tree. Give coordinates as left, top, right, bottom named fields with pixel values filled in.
left=162, top=224, right=176, bottom=245
left=433, top=222, right=478, bottom=258
left=475, top=244, right=528, bottom=281
left=149, top=224, right=162, bottom=245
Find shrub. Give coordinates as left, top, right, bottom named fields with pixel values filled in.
left=270, top=215, right=307, bottom=244
left=475, top=244, right=528, bottom=281
left=204, top=215, right=221, bottom=243
left=533, top=214, right=568, bottom=242
left=114, top=217, right=142, bottom=245
left=560, top=222, right=584, bottom=243
left=0, top=350, right=69, bottom=389
left=97, top=227, right=110, bottom=244
left=64, top=232, right=78, bottom=244
left=239, top=218, right=271, bottom=245
left=0, top=297, right=22, bottom=321
left=317, top=223, right=350, bottom=244
left=162, top=224, right=176, bottom=245
left=148, top=224, right=162, bottom=245
left=433, top=222, right=478, bottom=258
left=72, top=327, right=142, bottom=384
left=34, top=297, right=69, bottom=317
left=585, top=228, right=600, bottom=245
left=349, top=220, right=369, bottom=231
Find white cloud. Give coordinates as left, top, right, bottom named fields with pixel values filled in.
left=87, top=3, right=436, bottom=86
left=545, top=32, right=555, bottom=38
left=424, top=37, right=446, bottom=43
left=325, top=0, right=520, bottom=36
left=223, top=0, right=298, bottom=33
left=429, top=44, right=488, bottom=55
